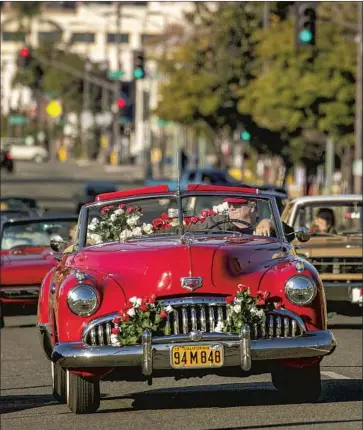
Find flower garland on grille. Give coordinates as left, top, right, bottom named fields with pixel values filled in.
left=109, top=288, right=278, bottom=346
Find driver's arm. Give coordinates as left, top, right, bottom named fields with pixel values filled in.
left=254, top=218, right=295, bottom=241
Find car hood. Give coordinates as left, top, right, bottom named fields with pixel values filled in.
left=1, top=249, right=58, bottom=285
left=71, top=237, right=287, bottom=298
left=295, top=235, right=362, bottom=258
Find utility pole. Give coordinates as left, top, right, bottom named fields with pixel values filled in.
left=354, top=1, right=362, bottom=194
left=325, top=137, right=334, bottom=194
left=112, top=2, right=122, bottom=164
left=82, top=60, right=91, bottom=161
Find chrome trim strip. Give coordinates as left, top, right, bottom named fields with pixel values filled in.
left=182, top=307, right=188, bottom=333
left=52, top=330, right=337, bottom=369
left=90, top=329, right=96, bottom=346
left=209, top=306, right=215, bottom=331
left=142, top=329, right=152, bottom=376
left=200, top=306, right=206, bottom=331
left=82, top=312, right=119, bottom=342
left=270, top=309, right=306, bottom=333
left=97, top=325, right=104, bottom=346
left=283, top=317, right=289, bottom=337
left=173, top=309, right=179, bottom=335
left=217, top=306, right=224, bottom=325
left=276, top=316, right=282, bottom=338
left=268, top=315, right=274, bottom=337
left=191, top=306, right=197, bottom=330
left=0, top=286, right=40, bottom=292
left=292, top=319, right=297, bottom=337
left=162, top=296, right=226, bottom=306
left=323, top=282, right=363, bottom=288
left=240, top=325, right=251, bottom=371
left=106, top=323, right=111, bottom=345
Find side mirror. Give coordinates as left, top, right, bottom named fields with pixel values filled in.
left=295, top=226, right=311, bottom=243
left=50, top=235, right=67, bottom=253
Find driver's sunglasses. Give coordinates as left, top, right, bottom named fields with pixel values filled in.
left=229, top=203, right=248, bottom=210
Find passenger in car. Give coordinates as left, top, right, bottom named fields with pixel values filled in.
left=310, top=208, right=337, bottom=234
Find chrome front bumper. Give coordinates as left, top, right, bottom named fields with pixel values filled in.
left=51, top=327, right=337, bottom=374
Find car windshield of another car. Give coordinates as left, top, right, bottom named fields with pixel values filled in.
left=293, top=201, right=362, bottom=236
left=1, top=220, right=77, bottom=250
left=85, top=194, right=276, bottom=245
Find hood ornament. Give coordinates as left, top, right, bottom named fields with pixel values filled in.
left=180, top=232, right=195, bottom=246
left=181, top=277, right=203, bottom=291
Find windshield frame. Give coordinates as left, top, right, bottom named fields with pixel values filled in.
left=78, top=191, right=284, bottom=248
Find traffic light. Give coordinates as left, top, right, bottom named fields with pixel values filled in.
left=133, top=50, right=145, bottom=80
left=18, top=47, right=32, bottom=67
left=295, top=2, right=316, bottom=49
left=117, top=97, right=127, bottom=110
left=240, top=130, right=251, bottom=142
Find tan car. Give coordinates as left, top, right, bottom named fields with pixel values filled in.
left=282, top=194, right=362, bottom=316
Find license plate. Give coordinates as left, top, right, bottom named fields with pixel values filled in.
left=171, top=344, right=224, bottom=369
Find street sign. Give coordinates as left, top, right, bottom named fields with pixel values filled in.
left=107, top=70, right=125, bottom=80
left=46, top=100, right=62, bottom=119
left=9, top=115, right=27, bottom=126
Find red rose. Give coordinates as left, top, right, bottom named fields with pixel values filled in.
left=274, top=301, right=283, bottom=310
left=152, top=218, right=164, bottom=229
left=100, top=205, right=113, bottom=215
left=256, top=298, right=266, bottom=306
left=160, top=310, right=168, bottom=319
left=160, top=213, right=169, bottom=222
left=262, top=291, right=270, bottom=300
left=111, top=327, right=120, bottom=335
left=119, top=204, right=126, bottom=210
left=136, top=206, right=142, bottom=212
left=140, top=304, right=147, bottom=312
left=184, top=217, right=192, bottom=226
left=191, top=216, right=199, bottom=224
left=112, top=316, right=122, bottom=325
left=199, top=217, right=206, bottom=223
left=127, top=207, right=134, bottom=213
left=208, top=209, right=214, bottom=216
left=121, top=313, right=130, bottom=322
left=226, top=296, right=234, bottom=305
left=161, top=223, right=172, bottom=230
left=200, top=210, right=209, bottom=218
left=148, top=294, right=156, bottom=304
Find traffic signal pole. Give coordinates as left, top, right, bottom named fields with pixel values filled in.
left=354, top=2, right=362, bottom=194
left=113, top=2, right=122, bottom=164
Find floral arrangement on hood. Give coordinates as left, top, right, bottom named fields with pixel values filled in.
left=87, top=204, right=153, bottom=244
left=109, top=287, right=276, bottom=346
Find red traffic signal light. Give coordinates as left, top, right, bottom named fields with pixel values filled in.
left=20, top=47, right=30, bottom=57
left=117, top=98, right=127, bottom=110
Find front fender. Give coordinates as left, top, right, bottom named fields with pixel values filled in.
left=37, top=267, right=56, bottom=325
left=258, top=258, right=327, bottom=330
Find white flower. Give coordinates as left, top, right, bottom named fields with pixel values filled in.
left=110, top=213, right=117, bottom=222
left=170, top=220, right=179, bottom=227
left=215, top=321, right=225, bottom=333
left=132, top=226, right=142, bottom=237
left=233, top=304, right=241, bottom=313
left=126, top=215, right=139, bottom=227
left=110, top=334, right=121, bottom=347
left=142, top=223, right=153, bottom=234
left=250, top=306, right=258, bottom=315
left=129, top=297, right=142, bottom=308
left=256, top=309, right=266, bottom=323
left=165, top=305, right=174, bottom=313
left=222, top=201, right=229, bottom=211
left=119, top=229, right=133, bottom=241
left=91, top=218, right=99, bottom=225
left=89, top=233, right=102, bottom=244
left=213, top=205, right=219, bottom=214
left=88, top=223, right=97, bottom=231
left=127, top=307, right=136, bottom=317
left=114, top=208, right=124, bottom=215
left=217, top=204, right=227, bottom=214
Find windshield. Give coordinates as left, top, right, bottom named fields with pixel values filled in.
left=292, top=201, right=362, bottom=236
left=1, top=219, right=77, bottom=250
left=85, top=194, right=278, bottom=245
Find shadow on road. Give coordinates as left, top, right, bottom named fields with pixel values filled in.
left=0, top=394, right=57, bottom=414
left=100, top=378, right=363, bottom=414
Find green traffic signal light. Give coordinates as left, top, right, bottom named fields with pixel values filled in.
left=133, top=67, right=145, bottom=79
left=240, top=130, right=251, bottom=141
left=299, top=29, right=313, bottom=43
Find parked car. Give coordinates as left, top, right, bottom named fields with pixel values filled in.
left=0, top=197, right=45, bottom=216
left=73, top=181, right=118, bottom=213
left=0, top=146, right=14, bottom=173
left=38, top=184, right=336, bottom=414
left=0, top=215, right=78, bottom=328
left=282, top=194, right=363, bottom=315
left=8, top=139, right=48, bottom=163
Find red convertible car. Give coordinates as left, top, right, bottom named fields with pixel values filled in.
left=0, top=215, right=78, bottom=327
left=37, top=185, right=336, bottom=414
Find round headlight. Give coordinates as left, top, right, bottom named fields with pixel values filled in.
left=285, top=276, right=317, bottom=306
left=67, top=285, right=100, bottom=316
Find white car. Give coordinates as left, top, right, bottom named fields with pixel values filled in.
left=9, top=140, right=48, bottom=163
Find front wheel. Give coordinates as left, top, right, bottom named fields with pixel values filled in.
left=52, top=361, right=66, bottom=403
left=271, top=363, right=322, bottom=403
left=67, top=370, right=100, bottom=414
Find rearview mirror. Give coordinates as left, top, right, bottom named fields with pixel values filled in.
left=50, top=235, right=67, bottom=253
left=295, top=226, right=311, bottom=243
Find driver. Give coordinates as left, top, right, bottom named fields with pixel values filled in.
left=185, top=197, right=294, bottom=238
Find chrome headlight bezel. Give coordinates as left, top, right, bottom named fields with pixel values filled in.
left=285, top=275, right=317, bottom=306
left=67, top=285, right=100, bottom=316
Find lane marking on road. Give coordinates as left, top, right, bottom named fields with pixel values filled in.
left=321, top=371, right=351, bottom=379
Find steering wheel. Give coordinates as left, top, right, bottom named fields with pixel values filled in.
left=206, top=218, right=252, bottom=229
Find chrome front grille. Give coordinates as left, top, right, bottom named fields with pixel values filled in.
left=83, top=297, right=303, bottom=346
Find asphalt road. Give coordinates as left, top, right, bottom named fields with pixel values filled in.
left=1, top=160, right=146, bottom=214
left=1, top=314, right=362, bottom=430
